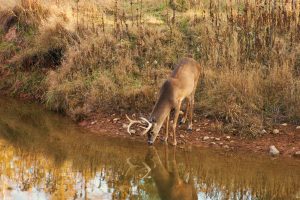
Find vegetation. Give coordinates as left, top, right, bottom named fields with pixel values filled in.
left=1, top=0, right=300, bottom=136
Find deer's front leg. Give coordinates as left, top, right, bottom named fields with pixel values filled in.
left=171, top=102, right=182, bottom=146
left=161, top=114, right=170, bottom=143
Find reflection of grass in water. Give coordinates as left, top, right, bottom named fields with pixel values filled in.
left=0, top=98, right=299, bottom=199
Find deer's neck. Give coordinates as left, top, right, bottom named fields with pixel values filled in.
left=150, top=93, right=172, bottom=135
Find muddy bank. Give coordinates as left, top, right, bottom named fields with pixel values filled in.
left=80, top=113, right=300, bottom=158
left=0, top=90, right=299, bottom=158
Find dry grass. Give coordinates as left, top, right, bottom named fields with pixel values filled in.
left=1, top=0, right=300, bottom=135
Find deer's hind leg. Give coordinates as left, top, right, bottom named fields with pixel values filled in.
left=187, top=92, right=196, bottom=131
left=180, top=98, right=190, bottom=125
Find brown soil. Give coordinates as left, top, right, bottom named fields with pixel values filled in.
left=79, top=113, right=300, bottom=158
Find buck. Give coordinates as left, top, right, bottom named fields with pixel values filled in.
left=126, top=57, right=201, bottom=145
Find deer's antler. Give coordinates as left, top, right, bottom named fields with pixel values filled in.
left=126, top=114, right=142, bottom=135
left=126, top=115, right=152, bottom=136
left=139, top=117, right=152, bottom=136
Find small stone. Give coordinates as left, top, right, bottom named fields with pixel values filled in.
left=219, top=142, right=223, bottom=145
left=226, top=136, right=231, bottom=140
left=113, top=118, right=120, bottom=122
left=281, top=123, right=288, bottom=126
left=203, top=136, right=210, bottom=141
left=79, top=121, right=88, bottom=126
left=215, top=137, right=221, bottom=141
left=230, top=140, right=234, bottom=143
left=210, top=142, right=216, bottom=145
left=180, top=134, right=185, bottom=138
left=272, top=129, right=280, bottom=134
left=204, top=122, right=209, bottom=126
left=296, top=126, right=300, bottom=129
left=293, top=151, right=300, bottom=157
left=194, top=120, right=197, bottom=123
left=122, top=123, right=128, bottom=129
left=210, top=137, right=215, bottom=139
left=196, top=128, right=200, bottom=132
left=261, top=129, right=267, bottom=134
left=223, top=145, right=229, bottom=149
left=269, top=145, right=280, bottom=156
left=130, top=130, right=136, bottom=134
left=91, top=120, right=97, bottom=125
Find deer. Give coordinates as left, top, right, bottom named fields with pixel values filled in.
left=145, top=146, right=197, bottom=200
left=126, top=57, right=201, bottom=145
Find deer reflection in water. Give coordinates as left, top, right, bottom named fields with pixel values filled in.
left=145, top=146, right=197, bottom=200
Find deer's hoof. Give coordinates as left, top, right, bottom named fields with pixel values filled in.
left=179, top=118, right=186, bottom=125
left=160, top=137, right=168, bottom=143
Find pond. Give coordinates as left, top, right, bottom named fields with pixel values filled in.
left=0, top=98, right=299, bottom=200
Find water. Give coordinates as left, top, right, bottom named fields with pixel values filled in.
left=0, top=98, right=299, bottom=200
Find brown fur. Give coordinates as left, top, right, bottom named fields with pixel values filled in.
left=148, top=57, right=201, bottom=145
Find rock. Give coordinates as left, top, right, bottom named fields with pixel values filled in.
left=230, top=140, right=234, bottom=143
left=79, top=120, right=88, bottom=126
left=219, top=142, right=223, bottom=145
left=296, top=126, right=300, bottom=129
left=293, top=151, right=300, bottom=157
left=130, top=130, right=136, bottom=134
left=269, top=145, right=280, bottom=156
left=226, top=136, right=231, bottom=140
left=113, top=118, right=120, bottom=123
left=210, top=137, right=215, bottom=139
left=180, top=134, right=185, bottom=138
left=210, top=142, right=216, bottom=145
left=272, top=129, right=280, bottom=134
left=223, top=145, right=229, bottom=149
left=215, top=137, right=221, bottom=141
left=281, top=123, right=288, bottom=126
left=261, top=129, right=267, bottom=134
left=91, top=120, right=97, bottom=125
left=122, top=123, right=128, bottom=129
left=203, top=136, right=210, bottom=141
left=196, top=128, right=200, bottom=132
left=194, top=120, right=197, bottom=123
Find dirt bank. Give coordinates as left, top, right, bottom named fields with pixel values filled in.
left=79, top=112, right=300, bottom=158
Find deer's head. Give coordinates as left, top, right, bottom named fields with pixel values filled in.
left=126, top=115, right=163, bottom=145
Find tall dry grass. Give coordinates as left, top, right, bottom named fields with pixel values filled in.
left=1, top=0, right=300, bottom=135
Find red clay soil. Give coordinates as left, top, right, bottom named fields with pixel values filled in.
left=79, top=113, right=300, bottom=158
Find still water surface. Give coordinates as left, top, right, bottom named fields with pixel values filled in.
left=0, top=98, right=299, bottom=200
